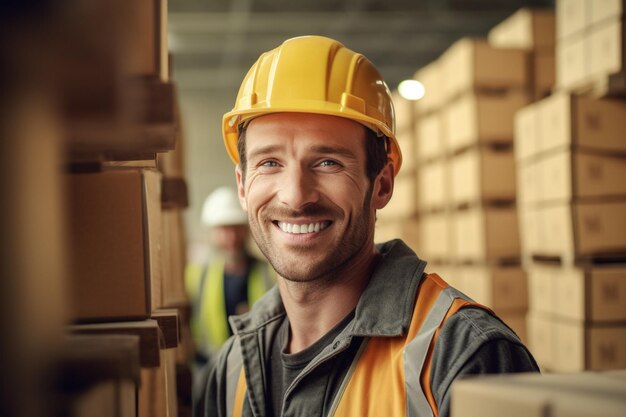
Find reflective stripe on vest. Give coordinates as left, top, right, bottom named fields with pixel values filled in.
left=201, top=260, right=269, bottom=350
left=228, top=273, right=490, bottom=417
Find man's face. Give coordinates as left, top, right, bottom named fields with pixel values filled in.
left=236, top=112, right=392, bottom=283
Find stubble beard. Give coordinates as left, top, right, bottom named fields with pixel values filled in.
left=248, top=187, right=374, bottom=285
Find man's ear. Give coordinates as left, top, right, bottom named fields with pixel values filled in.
left=235, top=165, right=248, bottom=212
left=371, top=161, right=394, bottom=210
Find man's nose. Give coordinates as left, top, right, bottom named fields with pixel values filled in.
left=277, top=165, right=319, bottom=210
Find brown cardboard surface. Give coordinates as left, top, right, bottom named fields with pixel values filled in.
left=554, top=321, right=626, bottom=371
left=539, top=151, right=626, bottom=203
left=126, top=0, right=168, bottom=81
left=514, top=101, right=540, bottom=162
left=555, top=265, right=626, bottom=322
left=72, top=380, right=136, bottom=417
left=452, top=205, right=520, bottom=263
left=374, top=218, right=421, bottom=253
left=533, top=49, right=556, bottom=96
left=574, top=201, right=626, bottom=256
left=450, top=147, right=516, bottom=206
left=413, top=60, right=443, bottom=114
left=441, top=38, right=529, bottom=103
left=517, top=159, right=542, bottom=206
left=451, top=371, right=626, bottom=417
left=498, top=311, right=528, bottom=343
left=455, top=265, right=528, bottom=313
left=589, top=18, right=625, bottom=79
left=527, top=311, right=555, bottom=369
left=420, top=211, right=452, bottom=261
left=488, top=8, right=556, bottom=50
left=590, top=0, right=624, bottom=26
left=556, top=0, right=590, bottom=39
left=415, top=111, right=444, bottom=161
left=161, top=209, right=188, bottom=307
left=417, top=160, right=448, bottom=212
left=66, top=169, right=164, bottom=321
left=527, top=264, right=558, bottom=316
left=444, top=90, right=530, bottom=152
left=538, top=91, right=626, bottom=155
left=378, top=172, right=417, bottom=220
left=556, top=33, right=589, bottom=91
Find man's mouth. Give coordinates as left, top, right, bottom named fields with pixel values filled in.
left=274, top=221, right=332, bottom=234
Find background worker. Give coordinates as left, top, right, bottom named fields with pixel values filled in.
left=185, top=186, right=272, bottom=413
left=205, top=36, right=538, bottom=417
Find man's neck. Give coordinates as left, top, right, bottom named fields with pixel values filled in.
left=278, top=248, right=381, bottom=353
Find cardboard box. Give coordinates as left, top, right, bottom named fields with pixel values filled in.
left=527, top=311, right=555, bottom=369
left=541, top=150, right=626, bottom=203
left=378, top=173, right=417, bottom=220
left=413, top=60, right=443, bottom=115
left=537, top=91, right=626, bottom=155
left=420, top=211, right=452, bottom=261
left=455, top=265, right=528, bottom=313
left=452, top=205, right=520, bottom=263
left=441, top=38, right=529, bottom=103
left=498, top=311, right=528, bottom=344
left=66, top=169, right=162, bottom=321
left=542, top=201, right=626, bottom=260
left=554, top=320, right=626, bottom=371
left=516, top=159, right=541, bottom=206
left=590, top=0, right=624, bottom=26
left=417, top=160, right=448, bottom=212
left=374, top=218, right=420, bottom=251
left=450, top=147, right=516, bottom=206
left=533, top=49, right=556, bottom=97
left=451, top=371, right=626, bottom=417
left=527, top=264, right=558, bottom=316
left=514, top=102, right=540, bottom=162
left=488, top=8, right=556, bottom=50
left=589, top=18, right=625, bottom=80
left=556, top=33, right=590, bottom=91
left=415, top=111, right=444, bottom=161
left=518, top=205, right=548, bottom=258
left=127, top=0, right=169, bottom=81
left=556, top=0, right=590, bottom=39
left=73, top=380, right=136, bottom=417
left=161, top=209, right=187, bottom=307
left=555, top=265, right=626, bottom=322
left=139, top=347, right=178, bottom=417
left=443, top=90, right=530, bottom=152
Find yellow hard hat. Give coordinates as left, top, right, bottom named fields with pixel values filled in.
left=222, top=35, right=402, bottom=176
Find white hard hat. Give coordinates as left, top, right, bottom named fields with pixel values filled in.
left=201, top=186, right=248, bottom=227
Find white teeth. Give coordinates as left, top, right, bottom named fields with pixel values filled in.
left=278, top=221, right=329, bottom=234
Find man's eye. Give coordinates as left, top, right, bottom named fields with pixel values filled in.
left=319, top=160, right=338, bottom=167
left=261, top=160, right=278, bottom=168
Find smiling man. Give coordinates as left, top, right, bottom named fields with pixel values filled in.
left=205, top=36, right=538, bottom=417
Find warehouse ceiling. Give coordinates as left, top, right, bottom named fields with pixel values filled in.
left=168, top=0, right=555, bottom=94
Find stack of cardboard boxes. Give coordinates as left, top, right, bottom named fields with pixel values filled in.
left=412, top=36, right=532, bottom=340
left=515, top=0, right=626, bottom=373
left=57, top=1, right=192, bottom=416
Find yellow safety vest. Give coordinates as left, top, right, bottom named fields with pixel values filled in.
left=186, top=259, right=270, bottom=353
left=229, top=273, right=490, bottom=417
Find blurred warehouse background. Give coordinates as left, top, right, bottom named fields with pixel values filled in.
left=3, top=0, right=626, bottom=417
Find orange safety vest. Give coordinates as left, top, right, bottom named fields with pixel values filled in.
left=228, top=273, right=491, bottom=417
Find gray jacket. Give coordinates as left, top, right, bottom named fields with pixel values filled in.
left=205, top=239, right=539, bottom=417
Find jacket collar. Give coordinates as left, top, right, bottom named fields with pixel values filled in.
left=229, top=239, right=427, bottom=338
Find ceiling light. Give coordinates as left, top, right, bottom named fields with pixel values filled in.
left=398, top=79, right=425, bottom=101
